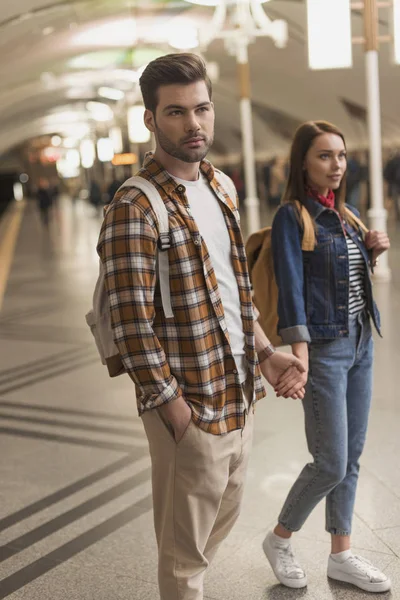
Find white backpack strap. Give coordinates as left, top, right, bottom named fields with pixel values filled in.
left=119, top=176, right=173, bottom=318
left=214, top=170, right=239, bottom=209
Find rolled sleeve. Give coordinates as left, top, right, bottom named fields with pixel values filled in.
left=271, top=204, right=311, bottom=344
left=279, top=325, right=311, bottom=345
left=97, top=199, right=183, bottom=410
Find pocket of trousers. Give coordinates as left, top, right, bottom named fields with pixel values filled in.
left=156, top=408, right=193, bottom=445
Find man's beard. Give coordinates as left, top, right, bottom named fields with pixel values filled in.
left=155, top=123, right=213, bottom=163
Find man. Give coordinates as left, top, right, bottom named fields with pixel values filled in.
left=36, top=177, right=53, bottom=227
left=384, top=150, right=400, bottom=221
left=97, top=53, right=305, bottom=600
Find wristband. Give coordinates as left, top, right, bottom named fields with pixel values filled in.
left=258, top=344, right=276, bottom=364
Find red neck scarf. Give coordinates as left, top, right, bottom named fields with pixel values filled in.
left=307, top=187, right=335, bottom=209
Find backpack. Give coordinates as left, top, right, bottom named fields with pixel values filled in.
left=245, top=202, right=368, bottom=347
left=85, top=171, right=238, bottom=378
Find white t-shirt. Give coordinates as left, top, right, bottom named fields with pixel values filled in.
left=171, top=172, right=248, bottom=383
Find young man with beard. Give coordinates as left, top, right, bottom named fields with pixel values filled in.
left=97, top=53, right=305, bottom=600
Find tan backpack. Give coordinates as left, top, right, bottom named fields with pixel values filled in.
left=245, top=202, right=368, bottom=347
left=86, top=171, right=238, bottom=378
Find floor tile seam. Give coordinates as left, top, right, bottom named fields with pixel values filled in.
left=0, top=356, right=101, bottom=396
left=0, top=412, right=145, bottom=438
left=0, top=494, right=153, bottom=598
left=0, top=400, right=139, bottom=424
left=0, top=420, right=148, bottom=447
left=369, top=531, right=400, bottom=559
left=373, top=524, right=400, bottom=532
left=0, top=453, right=139, bottom=531
left=0, top=348, right=99, bottom=383
left=3, top=462, right=152, bottom=517
left=0, top=460, right=152, bottom=533
left=0, top=474, right=153, bottom=561
left=359, top=464, right=400, bottom=503
left=296, top=533, right=395, bottom=557
left=0, top=425, right=140, bottom=454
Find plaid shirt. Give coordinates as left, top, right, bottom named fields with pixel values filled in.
left=97, top=153, right=265, bottom=434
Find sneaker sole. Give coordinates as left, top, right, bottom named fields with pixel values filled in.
left=328, top=572, right=391, bottom=593
left=262, top=538, right=308, bottom=589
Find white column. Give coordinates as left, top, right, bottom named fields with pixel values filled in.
left=236, top=39, right=261, bottom=234
left=365, top=50, right=391, bottom=281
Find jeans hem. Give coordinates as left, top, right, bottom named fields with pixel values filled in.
left=326, top=527, right=351, bottom=536
left=277, top=520, right=302, bottom=533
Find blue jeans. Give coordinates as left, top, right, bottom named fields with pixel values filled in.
left=278, top=311, right=374, bottom=536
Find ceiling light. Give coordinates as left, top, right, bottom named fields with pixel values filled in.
left=98, top=87, right=125, bottom=101
left=66, top=87, right=93, bottom=99
left=307, top=0, right=352, bottom=69
left=80, top=139, right=96, bottom=169
left=128, top=106, right=151, bottom=144
left=68, top=51, right=127, bottom=70
left=184, top=0, right=270, bottom=4
left=71, top=18, right=137, bottom=47
left=97, top=138, right=114, bottom=162
left=51, top=135, right=62, bottom=146
left=40, top=72, right=57, bottom=89
left=86, top=101, right=114, bottom=122
left=63, top=137, right=79, bottom=148
left=394, top=0, right=400, bottom=64
left=165, top=19, right=199, bottom=50
left=110, top=127, right=123, bottom=154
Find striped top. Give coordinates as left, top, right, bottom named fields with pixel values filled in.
left=346, top=235, right=366, bottom=315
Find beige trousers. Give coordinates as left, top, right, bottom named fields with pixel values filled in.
left=142, top=407, right=254, bottom=600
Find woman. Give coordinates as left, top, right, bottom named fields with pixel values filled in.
left=264, top=121, right=390, bottom=593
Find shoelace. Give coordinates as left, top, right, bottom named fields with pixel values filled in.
left=277, top=546, right=304, bottom=578
left=348, top=555, right=385, bottom=581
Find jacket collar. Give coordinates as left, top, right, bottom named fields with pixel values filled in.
left=303, top=196, right=329, bottom=220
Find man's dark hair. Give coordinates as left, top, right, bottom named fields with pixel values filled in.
left=139, top=53, right=212, bottom=113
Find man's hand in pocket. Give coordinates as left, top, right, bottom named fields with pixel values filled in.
left=158, top=396, right=192, bottom=443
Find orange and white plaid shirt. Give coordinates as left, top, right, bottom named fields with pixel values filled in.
left=97, top=153, right=265, bottom=435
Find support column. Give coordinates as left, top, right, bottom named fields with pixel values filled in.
left=364, top=0, right=391, bottom=280
left=236, top=39, right=261, bottom=234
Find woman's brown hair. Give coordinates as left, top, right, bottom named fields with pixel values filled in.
left=282, top=120, right=347, bottom=216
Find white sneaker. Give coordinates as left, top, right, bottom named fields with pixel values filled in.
left=262, top=531, right=307, bottom=589
left=328, top=551, right=391, bottom=593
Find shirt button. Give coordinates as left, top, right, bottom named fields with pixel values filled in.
left=194, top=238, right=201, bottom=245
left=233, top=369, right=238, bottom=375
left=176, top=185, right=185, bottom=193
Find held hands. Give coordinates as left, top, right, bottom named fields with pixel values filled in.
left=259, top=349, right=308, bottom=400
left=364, top=230, right=390, bottom=264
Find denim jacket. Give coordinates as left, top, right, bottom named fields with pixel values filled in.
left=271, top=197, right=381, bottom=344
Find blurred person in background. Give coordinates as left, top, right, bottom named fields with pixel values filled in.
left=89, top=179, right=102, bottom=214
left=264, top=121, right=391, bottom=594
left=36, top=177, right=53, bottom=227
left=384, top=150, right=400, bottom=221
left=346, top=152, right=363, bottom=210
left=106, top=176, right=123, bottom=204
left=268, top=156, right=287, bottom=207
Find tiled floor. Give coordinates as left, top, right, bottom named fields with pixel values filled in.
left=0, top=196, right=399, bottom=599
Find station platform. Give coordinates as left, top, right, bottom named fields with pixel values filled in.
left=0, top=196, right=399, bottom=600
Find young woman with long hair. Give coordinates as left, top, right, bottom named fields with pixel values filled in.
left=263, top=121, right=391, bottom=593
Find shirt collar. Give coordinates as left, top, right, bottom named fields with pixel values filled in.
left=142, top=152, right=216, bottom=194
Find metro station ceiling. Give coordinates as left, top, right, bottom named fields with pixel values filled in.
left=0, top=0, right=399, bottom=160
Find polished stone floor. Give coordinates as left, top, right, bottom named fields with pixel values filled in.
left=0, top=196, right=399, bottom=600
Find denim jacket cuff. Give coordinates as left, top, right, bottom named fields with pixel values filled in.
left=279, top=325, right=311, bottom=345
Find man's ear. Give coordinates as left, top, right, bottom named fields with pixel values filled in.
left=144, top=109, right=155, bottom=133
